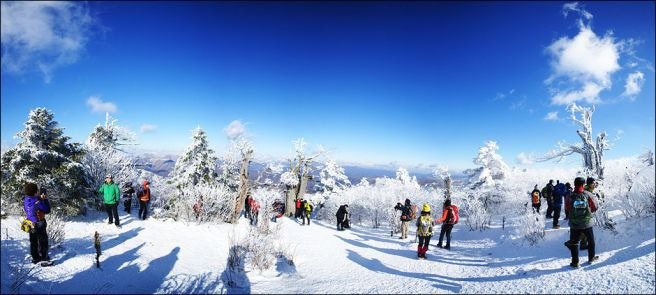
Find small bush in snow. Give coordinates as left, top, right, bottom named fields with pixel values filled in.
left=515, top=205, right=546, bottom=245
left=47, top=208, right=66, bottom=246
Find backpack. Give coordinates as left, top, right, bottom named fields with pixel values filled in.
left=417, top=215, right=432, bottom=236
left=409, top=204, right=418, bottom=220
left=570, top=193, right=591, bottom=226
left=447, top=205, right=459, bottom=224
left=553, top=184, right=567, bottom=197
left=531, top=191, right=540, bottom=204
left=20, top=218, right=34, bottom=233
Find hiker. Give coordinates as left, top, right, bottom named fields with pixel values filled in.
left=542, top=180, right=555, bottom=218
left=244, top=194, right=252, bottom=219
left=416, top=203, right=434, bottom=258
left=394, top=199, right=413, bottom=239
left=137, top=180, right=151, bottom=220
left=436, top=199, right=459, bottom=250
left=336, top=204, right=349, bottom=231
left=122, top=182, right=135, bottom=214
left=552, top=180, right=568, bottom=229
left=563, top=182, right=573, bottom=220
left=99, top=174, right=121, bottom=227
left=564, top=177, right=599, bottom=268
left=530, top=185, right=541, bottom=213
left=302, top=199, right=313, bottom=225
left=249, top=197, right=260, bottom=226
left=295, top=198, right=303, bottom=219
left=193, top=195, right=204, bottom=220
left=578, top=177, right=601, bottom=250
left=23, top=183, right=51, bottom=264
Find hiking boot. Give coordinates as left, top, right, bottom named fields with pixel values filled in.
left=32, top=259, right=40, bottom=264
left=107, top=221, right=113, bottom=225
left=588, top=256, right=599, bottom=263
left=437, top=244, right=443, bottom=248
left=444, top=245, right=451, bottom=250
left=569, top=262, right=579, bottom=268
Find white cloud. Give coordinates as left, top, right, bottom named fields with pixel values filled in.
left=0, top=1, right=95, bottom=83
left=224, top=120, right=246, bottom=140
left=562, top=2, right=593, bottom=21
left=546, top=24, right=621, bottom=105
left=622, top=71, right=645, bottom=98
left=516, top=152, right=534, bottom=165
left=544, top=111, right=559, bottom=121
left=86, top=96, right=117, bottom=113
left=140, top=124, right=157, bottom=133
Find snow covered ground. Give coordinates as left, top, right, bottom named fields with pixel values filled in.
left=1, top=210, right=654, bottom=294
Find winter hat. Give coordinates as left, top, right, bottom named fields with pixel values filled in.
left=574, top=177, right=585, bottom=187
left=422, top=203, right=431, bottom=212
left=586, top=177, right=596, bottom=186
left=105, top=174, right=112, bottom=179
left=39, top=188, right=47, bottom=195
left=444, top=199, right=451, bottom=208
left=405, top=198, right=411, bottom=205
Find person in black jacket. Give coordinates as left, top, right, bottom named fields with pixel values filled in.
left=122, top=182, right=135, bottom=214
left=394, top=198, right=412, bottom=239
left=336, top=204, right=349, bottom=231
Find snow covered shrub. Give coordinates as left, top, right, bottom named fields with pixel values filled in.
left=225, top=234, right=247, bottom=288
left=460, top=192, right=491, bottom=231
left=47, top=208, right=66, bottom=246
left=1, top=108, right=88, bottom=215
left=515, top=205, right=546, bottom=245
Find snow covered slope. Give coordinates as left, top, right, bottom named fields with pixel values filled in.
left=1, top=211, right=654, bottom=294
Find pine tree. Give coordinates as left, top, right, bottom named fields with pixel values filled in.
left=166, top=127, right=219, bottom=220
left=82, top=113, right=137, bottom=204
left=1, top=108, right=88, bottom=215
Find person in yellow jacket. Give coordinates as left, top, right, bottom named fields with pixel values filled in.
left=415, top=203, right=434, bottom=259
left=302, top=200, right=313, bottom=226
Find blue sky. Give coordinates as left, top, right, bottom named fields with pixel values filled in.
left=1, top=1, right=654, bottom=171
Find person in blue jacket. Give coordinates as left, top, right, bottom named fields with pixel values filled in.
left=23, top=183, right=51, bottom=264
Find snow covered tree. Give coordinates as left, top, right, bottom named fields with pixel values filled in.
left=433, top=165, right=451, bottom=200
left=1, top=108, right=88, bottom=215
left=167, top=127, right=220, bottom=220
left=541, top=103, right=609, bottom=179
left=281, top=138, right=324, bottom=216
left=464, top=141, right=510, bottom=190
left=223, top=137, right=254, bottom=224
left=81, top=113, right=138, bottom=210
left=462, top=141, right=511, bottom=230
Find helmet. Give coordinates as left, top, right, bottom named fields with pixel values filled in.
left=422, top=203, right=431, bottom=212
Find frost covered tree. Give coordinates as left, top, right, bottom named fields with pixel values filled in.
left=223, top=137, right=254, bottom=224
left=462, top=141, right=511, bottom=230
left=317, top=159, right=351, bottom=196
left=167, top=127, right=220, bottom=220
left=81, top=113, right=138, bottom=209
left=464, top=141, right=510, bottom=190
left=1, top=108, right=88, bottom=215
left=281, top=138, right=324, bottom=216
left=433, top=165, right=451, bottom=200
left=541, top=103, right=609, bottom=179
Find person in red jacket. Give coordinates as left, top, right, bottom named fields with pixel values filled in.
left=436, top=199, right=458, bottom=250
left=137, top=180, right=151, bottom=220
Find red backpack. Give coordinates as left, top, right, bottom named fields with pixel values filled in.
left=448, top=205, right=459, bottom=224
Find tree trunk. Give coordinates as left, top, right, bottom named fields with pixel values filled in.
left=230, top=149, right=252, bottom=223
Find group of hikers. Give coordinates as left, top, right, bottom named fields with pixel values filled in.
left=21, top=174, right=603, bottom=268
left=19, top=174, right=152, bottom=265
left=393, top=198, right=459, bottom=258
left=98, top=174, right=152, bottom=228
